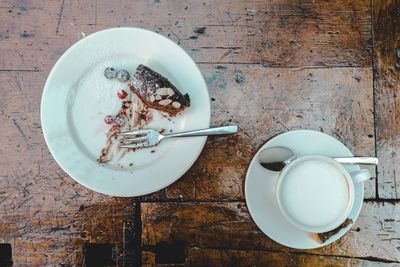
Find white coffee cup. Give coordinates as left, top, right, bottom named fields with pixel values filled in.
left=275, top=155, right=371, bottom=233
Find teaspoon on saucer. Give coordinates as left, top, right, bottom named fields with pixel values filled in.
left=259, top=146, right=379, bottom=172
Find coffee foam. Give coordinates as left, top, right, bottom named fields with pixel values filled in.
left=279, top=159, right=350, bottom=228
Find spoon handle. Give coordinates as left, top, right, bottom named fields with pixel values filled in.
left=334, top=157, right=378, bottom=165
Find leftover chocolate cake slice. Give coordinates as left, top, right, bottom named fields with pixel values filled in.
left=128, top=64, right=190, bottom=116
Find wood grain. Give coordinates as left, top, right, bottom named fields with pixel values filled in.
left=373, top=0, right=400, bottom=199
left=143, top=65, right=376, bottom=201
left=141, top=201, right=400, bottom=264
left=142, top=249, right=395, bottom=267
left=0, top=0, right=395, bottom=265
left=0, top=0, right=371, bottom=71
left=0, top=71, right=137, bottom=266
left=0, top=67, right=375, bottom=264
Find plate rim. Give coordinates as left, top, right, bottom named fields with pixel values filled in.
left=40, top=27, right=211, bottom=197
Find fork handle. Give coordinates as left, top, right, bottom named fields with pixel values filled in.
left=164, top=126, right=238, bottom=138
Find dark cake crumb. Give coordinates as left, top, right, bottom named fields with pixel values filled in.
left=316, top=218, right=353, bottom=243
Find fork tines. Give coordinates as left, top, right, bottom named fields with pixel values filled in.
left=117, top=129, right=149, bottom=136
left=118, top=129, right=152, bottom=149
left=119, top=143, right=148, bottom=149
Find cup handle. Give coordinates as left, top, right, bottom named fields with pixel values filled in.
left=350, top=169, right=372, bottom=183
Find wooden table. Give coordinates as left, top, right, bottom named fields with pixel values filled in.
left=0, top=0, right=399, bottom=266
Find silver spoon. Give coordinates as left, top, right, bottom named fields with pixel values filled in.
left=259, top=146, right=379, bottom=172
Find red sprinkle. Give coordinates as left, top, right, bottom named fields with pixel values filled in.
left=104, top=115, right=114, bottom=124
left=118, top=89, right=128, bottom=100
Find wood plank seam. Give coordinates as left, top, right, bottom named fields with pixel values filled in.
left=0, top=65, right=372, bottom=72
left=0, top=70, right=39, bottom=72
left=372, top=0, right=400, bottom=199
left=147, top=246, right=400, bottom=264
left=132, top=199, right=142, bottom=267
left=371, top=0, right=379, bottom=199
left=141, top=199, right=400, bottom=204
left=364, top=199, right=400, bottom=203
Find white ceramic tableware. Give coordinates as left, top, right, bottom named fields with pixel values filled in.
left=41, top=28, right=211, bottom=196
left=275, top=155, right=370, bottom=233
left=245, top=130, right=369, bottom=249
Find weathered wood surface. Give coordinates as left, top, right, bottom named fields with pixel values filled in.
left=0, top=0, right=371, bottom=71
left=143, top=249, right=396, bottom=267
left=141, top=202, right=400, bottom=263
left=0, top=0, right=397, bottom=266
left=143, top=65, right=376, bottom=201
left=0, top=71, right=138, bottom=266
left=373, top=0, right=400, bottom=199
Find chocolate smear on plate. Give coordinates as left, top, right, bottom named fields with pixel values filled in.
left=98, top=65, right=189, bottom=165
left=97, top=95, right=153, bottom=164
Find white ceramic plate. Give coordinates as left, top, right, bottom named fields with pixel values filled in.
left=41, top=28, right=210, bottom=196
left=245, top=130, right=363, bottom=249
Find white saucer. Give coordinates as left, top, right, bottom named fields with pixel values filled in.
left=41, top=28, right=210, bottom=196
left=245, top=130, right=363, bottom=249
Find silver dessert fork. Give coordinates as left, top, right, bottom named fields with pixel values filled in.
left=118, top=125, right=238, bottom=149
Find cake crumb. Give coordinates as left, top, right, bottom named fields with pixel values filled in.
left=315, top=218, right=353, bottom=243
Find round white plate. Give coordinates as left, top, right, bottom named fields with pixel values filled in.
left=41, top=28, right=210, bottom=196
left=245, top=130, right=364, bottom=249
